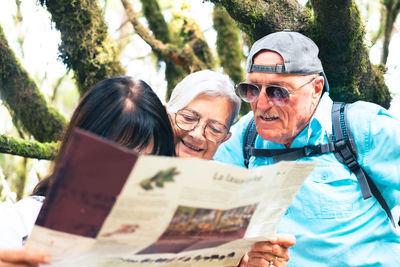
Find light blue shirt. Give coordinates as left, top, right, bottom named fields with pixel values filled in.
left=214, top=94, right=400, bottom=266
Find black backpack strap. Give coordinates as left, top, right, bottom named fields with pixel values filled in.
left=331, top=102, right=395, bottom=227
left=243, top=118, right=336, bottom=165
left=243, top=118, right=257, bottom=168
left=250, top=143, right=335, bottom=162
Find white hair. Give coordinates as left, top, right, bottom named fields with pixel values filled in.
left=166, top=70, right=241, bottom=127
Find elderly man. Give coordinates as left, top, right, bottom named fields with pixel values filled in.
left=214, top=30, right=400, bottom=266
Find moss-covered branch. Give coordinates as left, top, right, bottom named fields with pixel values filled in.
left=213, top=5, right=250, bottom=115
left=139, top=0, right=186, bottom=99
left=0, top=26, right=67, bottom=142
left=206, top=0, right=312, bottom=42
left=311, top=0, right=391, bottom=108
left=121, top=0, right=206, bottom=73
left=213, top=5, right=243, bottom=83
left=180, top=16, right=215, bottom=70
left=39, top=0, right=125, bottom=96
left=0, top=134, right=58, bottom=160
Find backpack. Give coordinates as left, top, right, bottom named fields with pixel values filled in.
left=243, top=102, right=396, bottom=227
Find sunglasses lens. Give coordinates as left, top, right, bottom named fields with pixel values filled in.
left=266, top=86, right=290, bottom=106
left=237, top=83, right=260, bottom=102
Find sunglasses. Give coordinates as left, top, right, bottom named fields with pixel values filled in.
left=236, top=77, right=317, bottom=106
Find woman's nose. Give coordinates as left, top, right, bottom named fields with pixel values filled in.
left=188, top=121, right=207, bottom=140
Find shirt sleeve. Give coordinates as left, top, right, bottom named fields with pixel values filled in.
left=213, top=112, right=254, bottom=167
left=348, top=101, right=400, bottom=209
left=0, top=197, right=43, bottom=248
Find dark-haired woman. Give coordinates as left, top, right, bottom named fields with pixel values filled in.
left=0, top=76, right=175, bottom=265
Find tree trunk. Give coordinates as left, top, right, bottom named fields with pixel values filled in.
left=39, top=0, right=126, bottom=96
left=312, top=0, right=391, bottom=108
left=207, top=0, right=312, bottom=42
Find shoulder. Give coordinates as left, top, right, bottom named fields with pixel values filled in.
left=214, top=112, right=254, bottom=166
left=346, top=101, right=399, bottom=139
left=0, top=196, right=44, bottom=248
left=345, top=101, right=400, bottom=192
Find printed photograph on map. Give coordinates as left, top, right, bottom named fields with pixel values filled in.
left=138, top=203, right=257, bottom=254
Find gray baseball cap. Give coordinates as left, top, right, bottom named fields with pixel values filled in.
left=246, top=30, right=329, bottom=92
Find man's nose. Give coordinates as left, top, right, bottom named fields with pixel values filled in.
left=256, top=88, right=274, bottom=110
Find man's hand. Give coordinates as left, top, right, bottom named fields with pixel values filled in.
left=239, top=234, right=296, bottom=267
left=0, top=247, right=51, bottom=267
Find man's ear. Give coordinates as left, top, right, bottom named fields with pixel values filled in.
left=222, top=132, right=232, bottom=143
left=313, top=76, right=324, bottom=97
left=311, top=76, right=324, bottom=106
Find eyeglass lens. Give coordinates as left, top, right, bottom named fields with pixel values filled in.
left=175, top=109, right=227, bottom=142
left=237, top=83, right=290, bottom=106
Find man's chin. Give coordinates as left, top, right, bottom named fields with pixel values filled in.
left=257, top=131, right=284, bottom=143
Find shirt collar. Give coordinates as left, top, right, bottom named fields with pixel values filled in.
left=289, top=93, right=333, bottom=148
left=309, top=93, right=333, bottom=137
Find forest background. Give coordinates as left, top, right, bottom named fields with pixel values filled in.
left=0, top=0, right=399, bottom=202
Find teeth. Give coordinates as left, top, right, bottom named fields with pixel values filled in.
left=261, top=115, right=278, bottom=121
left=182, top=140, right=202, bottom=151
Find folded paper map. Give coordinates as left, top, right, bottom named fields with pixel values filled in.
left=26, top=128, right=315, bottom=266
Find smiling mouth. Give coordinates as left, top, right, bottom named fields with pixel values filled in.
left=260, top=115, right=279, bottom=121
left=181, top=139, right=204, bottom=152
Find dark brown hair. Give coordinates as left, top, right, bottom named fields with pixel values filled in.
left=33, top=76, right=175, bottom=196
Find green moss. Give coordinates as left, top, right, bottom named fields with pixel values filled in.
left=0, top=26, right=67, bottom=142
left=140, top=0, right=187, bottom=100
left=213, top=5, right=250, bottom=115
left=179, top=16, right=215, bottom=69
left=310, top=0, right=391, bottom=107
left=207, top=0, right=311, bottom=43
left=0, top=134, right=59, bottom=160
left=40, top=0, right=125, bottom=96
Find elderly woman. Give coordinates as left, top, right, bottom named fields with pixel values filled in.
left=167, top=70, right=294, bottom=267
left=167, top=70, right=240, bottom=159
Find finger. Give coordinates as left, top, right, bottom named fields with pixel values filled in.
left=274, top=255, right=289, bottom=267
left=250, top=243, right=289, bottom=260
left=247, top=257, right=270, bottom=267
left=247, top=251, right=277, bottom=262
left=269, top=234, right=296, bottom=248
left=247, top=254, right=288, bottom=267
left=0, top=259, right=38, bottom=267
left=249, top=246, right=290, bottom=262
left=239, top=253, right=249, bottom=267
left=0, top=248, right=51, bottom=264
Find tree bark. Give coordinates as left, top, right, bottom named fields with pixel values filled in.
left=0, top=26, right=67, bottom=142
left=312, top=0, right=391, bottom=108
left=381, top=0, right=400, bottom=64
left=121, top=0, right=208, bottom=73
left=140, top=0, right=187, bottom=99
left=39, top=0, right=126, bottom=96
left=0, top=134, right=58, bottom=160
left=207, top=0, right=312, bottom=42
left=213, top=5, right=250, bottom=115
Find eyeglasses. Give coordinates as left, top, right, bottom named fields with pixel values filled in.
left=236, top=77, right=317, bottom=106
left=174, top=109, right=229, bottom=143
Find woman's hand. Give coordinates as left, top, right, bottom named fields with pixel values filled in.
left=239, top=233, right=296, bottom=267
left=0, top=247, right=51, bottom=267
